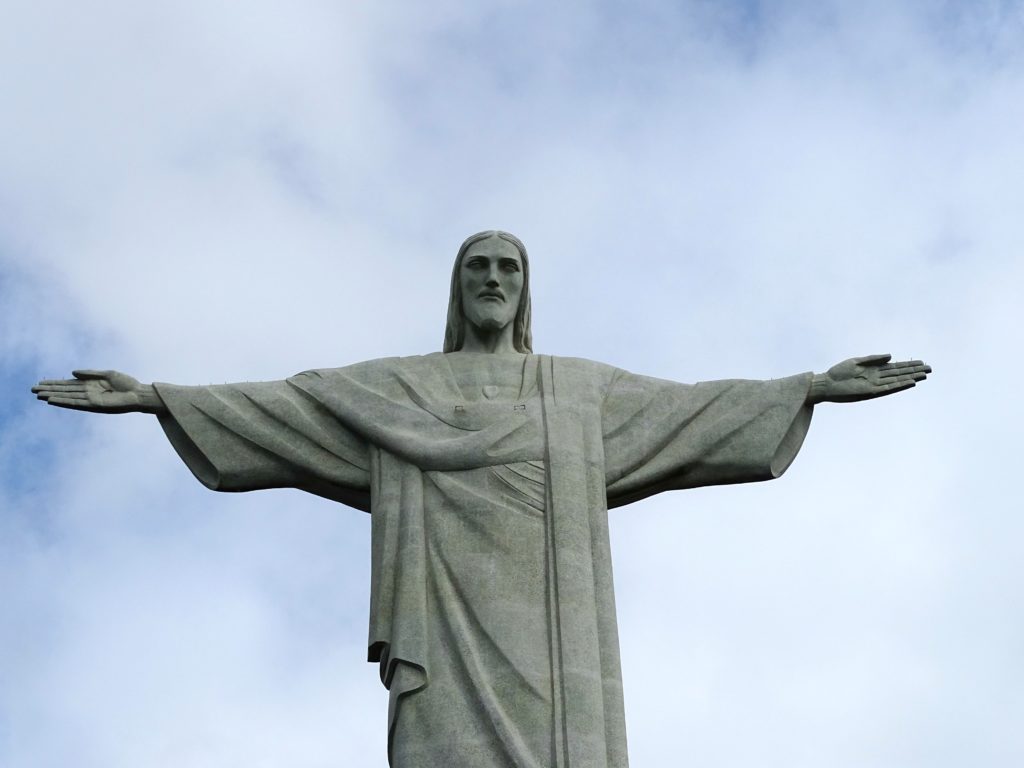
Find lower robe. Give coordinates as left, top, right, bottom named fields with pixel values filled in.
left=153, top=353, right=813, bottom=768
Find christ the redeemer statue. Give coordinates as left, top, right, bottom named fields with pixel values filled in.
left=33, top=231, right=930, bottom=768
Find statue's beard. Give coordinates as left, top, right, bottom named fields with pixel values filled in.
left=462, top=317, right=514, bottom=345
left=464, top=304, right=516, bottom=337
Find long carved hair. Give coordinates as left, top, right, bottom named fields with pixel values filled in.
left=443, top=230, right=533, bottom=353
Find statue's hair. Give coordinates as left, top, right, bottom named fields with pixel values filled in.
left=443, top=230, right=533, bottom=353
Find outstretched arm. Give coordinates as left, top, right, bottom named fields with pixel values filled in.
left=32, top=370, right=166, bottom=414
left=807, top=354, right=931, bottom=405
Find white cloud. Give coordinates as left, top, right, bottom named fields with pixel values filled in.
left=2, top=1, right=1022, bottom=766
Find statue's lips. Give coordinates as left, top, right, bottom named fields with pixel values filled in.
left=477, top=293, right=505, bottom=302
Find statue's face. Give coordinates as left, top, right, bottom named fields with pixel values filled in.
left=460, top=236, right=524, bottom=335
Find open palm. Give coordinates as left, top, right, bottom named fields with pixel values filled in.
left=817, top=354, right=931, bottom=403
left=32, top=370, right=147, bottom=413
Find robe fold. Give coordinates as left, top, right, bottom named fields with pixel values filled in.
left=154, top=353, right=813, bottom=768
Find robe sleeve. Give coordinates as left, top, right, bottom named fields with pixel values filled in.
left=153, top=378, right=372, bottom=511
left=602, top=370, right=814, bottom=508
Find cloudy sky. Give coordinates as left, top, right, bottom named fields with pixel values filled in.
left=2, top=1, right=1022, bottom=765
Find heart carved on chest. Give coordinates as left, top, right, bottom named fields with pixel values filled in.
left=482, top=385, right=499, bottom=399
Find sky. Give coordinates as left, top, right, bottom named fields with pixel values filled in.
left=1, top=0, right=1023, bottom=765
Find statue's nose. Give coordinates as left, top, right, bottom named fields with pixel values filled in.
left=485, top=261, right=504, bottom=285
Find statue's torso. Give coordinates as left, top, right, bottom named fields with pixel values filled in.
left=386, top=355, right=554, bottom=766
left=444, top=352, right=537, bottom=402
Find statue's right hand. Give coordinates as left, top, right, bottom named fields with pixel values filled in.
left=32, top=370, right=160, bottom=414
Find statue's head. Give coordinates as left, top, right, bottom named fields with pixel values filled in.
left=444, top=230, right=533, bottom=353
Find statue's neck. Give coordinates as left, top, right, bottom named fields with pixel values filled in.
left=459, top=323, right=518, bottom=354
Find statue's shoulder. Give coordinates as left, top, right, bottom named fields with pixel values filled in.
left=290, top=353, right=450, bottom=389
left=546, top=354, right=619, bottom=378
left=296, top=354, right=620, bottom=376
left=540, top=355, right=622, bottom=400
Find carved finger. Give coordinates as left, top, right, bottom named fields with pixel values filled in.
left=46, top=396, right=95, bottom=411
left=855, top=353, right=892, bottom=366
left=878, top=359, right=923, bottom=371
left=36, top=379, right=80, bottom=386
left=883, top=372, right=925, bottom=385
left=46, top=390, right=88, bottom=400
left=881, top=380, right=916, bottom=393
left=877, top=367, right=908, bottom=378
left=33, top=390, right=76, bottom=400
left=38, top=390, right=87, bottom=401
left=33, top=383, right=88, bottom=393
left=878, top=363, right=930, bottom=379
left=72, top=369, right=112, bottom=380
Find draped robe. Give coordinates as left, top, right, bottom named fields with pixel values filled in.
left=153, top=353, right=814, bottom=768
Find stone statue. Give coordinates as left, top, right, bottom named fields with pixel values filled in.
left=33, top=231, right=930, bottom=767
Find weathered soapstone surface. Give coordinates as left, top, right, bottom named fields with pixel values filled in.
left=32, top=231, right=931, bottom=768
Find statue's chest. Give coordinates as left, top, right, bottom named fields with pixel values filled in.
left=447, top=356, right=537, bottom=403
left=453, top=379, right=522, bottom=401
left=440, top=355, right=540, bottom=430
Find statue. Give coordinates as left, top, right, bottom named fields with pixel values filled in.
left=32, top=231, right=931, bottom=767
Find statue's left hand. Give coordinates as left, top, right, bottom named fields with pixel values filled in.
left=808, top=354, right=931, bottom=404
